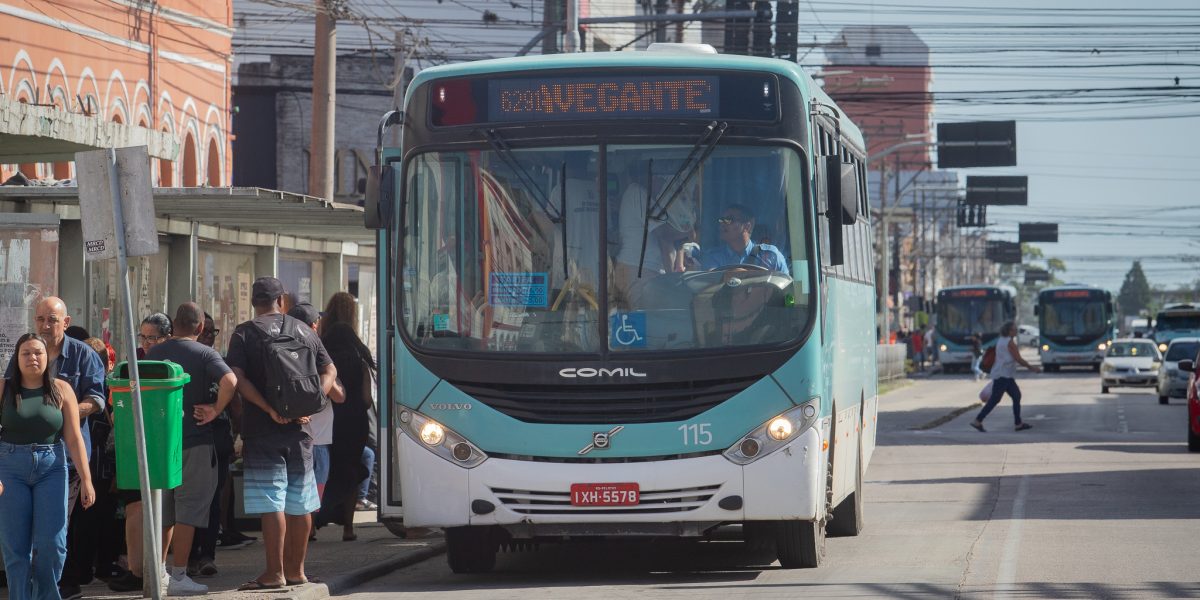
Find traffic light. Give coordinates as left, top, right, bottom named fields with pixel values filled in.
left=775, top=1, right=798, bottom=61
left=751, top=0, right=773, bottom=57
left=956, top=199, right=986, bottom=227
left=724, top=0, right=751, bottom=54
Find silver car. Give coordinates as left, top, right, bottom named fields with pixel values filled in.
left=1100, top=339, right=1161, bottom=394
left=1157, top=337, right=1200, bottom=405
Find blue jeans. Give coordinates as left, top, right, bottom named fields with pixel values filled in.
left=0, top=441, right=69, bottom=600
left=358, top=446, right=375, bottom=501
left=976, top=377, right=1023, bottom=425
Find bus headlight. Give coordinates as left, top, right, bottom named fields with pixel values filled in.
left=724, top=399, right=820, bottom=465
left=1042, top=344, right=1050, bottom=352
left=400, top=409, right=487, bottom=468
left=1159, top=343, right=1168, bottom=353
left=939, top=344, right=948, bottom=352
left=1097, top=343, right=1107, bottom=351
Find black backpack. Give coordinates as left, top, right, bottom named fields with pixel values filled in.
left=251, top=315, right=328, bottom=419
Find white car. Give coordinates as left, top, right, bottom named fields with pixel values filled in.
left=1157, top=337, right=1200, bottom=405
left=1017, top=325, right=1039, bottom=347
left=1100, top=339, right=1161, bottom=394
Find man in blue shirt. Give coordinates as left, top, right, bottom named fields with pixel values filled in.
left=3, top=297, right=105, bottom=600
left=700, top=204, right=789, bottom=275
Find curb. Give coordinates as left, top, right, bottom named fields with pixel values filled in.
left=279, top=540, right=447, bottom=600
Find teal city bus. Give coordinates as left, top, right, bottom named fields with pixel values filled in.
left=934, top=285, right=1017, bottom=372
left=1036, top=285, right=1115, bottom=371
left=363, top=44, right=878, bottom=572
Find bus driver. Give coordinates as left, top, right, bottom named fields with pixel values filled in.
left=700, top=204, right=789, bottom=274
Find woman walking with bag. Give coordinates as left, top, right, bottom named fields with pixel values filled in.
left=971, top=322, right=1040, bottom=432
left=0, top=333, right=96, bottom=600
left=315, top=292, right=375, bottom=542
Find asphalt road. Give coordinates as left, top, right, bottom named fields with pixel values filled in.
left=348, top=368, right=1200, bottom=599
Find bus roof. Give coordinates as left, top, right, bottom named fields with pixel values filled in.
left=404, top=50, right=864, bottom=144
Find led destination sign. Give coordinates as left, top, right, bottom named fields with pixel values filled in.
left=429, top=72, right=780, bottom=126
left=490, top=77, right=717, bottom=121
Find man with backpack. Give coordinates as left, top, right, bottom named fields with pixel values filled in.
left=225, top=277, right=337, bottom=590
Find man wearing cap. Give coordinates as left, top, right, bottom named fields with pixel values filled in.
left=225, top=278, right=337, bottom=590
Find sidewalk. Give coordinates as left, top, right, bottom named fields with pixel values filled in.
left=79, top=511, right=445, bottom=600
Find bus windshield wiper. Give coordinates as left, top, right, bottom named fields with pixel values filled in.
left=637, top=121, right=728, bottom=277
left=484, top=129, right=562, bottom=223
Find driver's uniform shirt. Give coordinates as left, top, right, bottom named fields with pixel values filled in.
left=700, top=240, right=789, bottom=275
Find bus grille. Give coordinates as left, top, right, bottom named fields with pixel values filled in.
left=447, top=376, right=758, bottom=424
left=491, top=485, right=721, bottom=515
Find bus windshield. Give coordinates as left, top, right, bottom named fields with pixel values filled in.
left=1043, top=300, right=1108, bottom=338
left=937, top=297, right=1007, bottom=338
left=400, top=143, right=812, bottom=355
left=1156, top=313, right=1200, bottom=331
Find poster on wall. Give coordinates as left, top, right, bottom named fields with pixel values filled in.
left=0, top=228, right=58, bottom=367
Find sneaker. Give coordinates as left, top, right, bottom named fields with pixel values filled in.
left=969, top=421, right=986, bottom=432
left=1014, top=422, right=1033, bottom=431
left=197, top=559, right=218, bottom=576
left=167, top=573, right=209, bottom=596
left=108, top=572, right=143, bottom=592
left=187, top=560, right=200, bottom=578
left=58, top=584, right=83, bottom=600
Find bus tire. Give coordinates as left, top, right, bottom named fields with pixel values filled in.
left=445, top=526, right=498, bottom=574
left=774, top=519, right=825, bottom=568
left=827, top=431, right=863, bottom=537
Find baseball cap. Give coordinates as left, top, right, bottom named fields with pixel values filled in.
left=288, top=302, right=321, bottom=327
left=252, top=277, right=286, bottom=303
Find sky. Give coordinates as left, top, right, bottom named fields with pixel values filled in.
left=794, top=0, right=1200, bottom=293
left=233, top=0, right=1200, bottom=294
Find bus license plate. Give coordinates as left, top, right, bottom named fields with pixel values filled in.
left=570, top=483, right=640, bottom=506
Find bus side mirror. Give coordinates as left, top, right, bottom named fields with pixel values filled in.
left=835, top=157, right=859, bottom=223
left=1179, top=360, right=1194, bottom=374
left=364, top=165, right=395, bottom=229
left=818, top=156, right=845, bottom=266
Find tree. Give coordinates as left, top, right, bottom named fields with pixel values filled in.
left=1118, top=261, right=1152, bottom=317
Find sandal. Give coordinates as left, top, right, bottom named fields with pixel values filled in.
left=237, top=580, right=284, bottom=591
left=286, top=576, right=321, bottom=586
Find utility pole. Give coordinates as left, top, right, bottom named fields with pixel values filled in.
left=310, top=0, right=336, bottom=201
left=564, top=0, right=580, bottom=51
left=542, top=0, right=559, bottom=53
left=655, top=0, right=669, bottom=42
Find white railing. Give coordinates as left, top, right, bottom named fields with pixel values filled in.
left=877, top=344, right=907, bottom=382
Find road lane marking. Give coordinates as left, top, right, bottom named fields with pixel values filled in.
left=995, top=475, right=1029, bottom=599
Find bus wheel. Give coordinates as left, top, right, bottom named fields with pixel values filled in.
left=446, top=526, right=498, bottom=574
left=827, top=431, right=864, bottom=537
left=774, top=519, right=825, bottom=568
left=1159, top=395, right=1170, bottom=405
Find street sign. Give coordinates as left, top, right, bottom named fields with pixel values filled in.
left=987, top=240, right=1022, bottom=264
left=77, top=147, right=158, bottom=261
left=936, top=121, right=1017, bottom=168
left=1025, top=268, right=1051, bottom=284
left=1019, top=222, right=1058, bottom=243
left=965, top=175, right=1028, bottom=206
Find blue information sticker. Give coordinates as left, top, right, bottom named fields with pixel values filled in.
left=432, top=313, right=450, bottom=331
left=610, top=312, right=647, bottom=348
left=489, top=272, right=549, bottom=307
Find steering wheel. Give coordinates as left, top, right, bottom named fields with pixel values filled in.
left=709, top=263, right=770, bottom=273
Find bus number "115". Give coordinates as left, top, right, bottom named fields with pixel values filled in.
left=678, top=423, right=712, bottom=446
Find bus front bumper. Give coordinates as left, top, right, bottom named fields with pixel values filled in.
left=1041, top=350, right=1103, bottom=366
left=397, top=427, right=825, bottom=533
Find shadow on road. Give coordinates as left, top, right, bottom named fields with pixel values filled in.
left=651, top=581, right=1200, bottom=599
left=1076, top=443, right=1195, bottom=455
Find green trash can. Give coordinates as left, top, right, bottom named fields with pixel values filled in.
left=109, top=360, right=190, bottom=490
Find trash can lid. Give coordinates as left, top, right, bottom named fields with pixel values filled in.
left=108, top=360, right=191, bottom=385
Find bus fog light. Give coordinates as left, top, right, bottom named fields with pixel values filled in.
left=939, top=344, right=947, bottom=352
left=740, top=438, right=761, bottom=457
left=802, top=404, right=816, bottom=419
left=452, top=442, right=473, bottom=461
left=767, top=417, right=794, bottom=440
left=419, top=421, right=446, bottom=446
left=1042, top=344, right=1050, bottom=352
left=1097, top=343, right=1107, bottom=351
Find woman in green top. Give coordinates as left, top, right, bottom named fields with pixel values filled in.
left=0, top=333, right=95, bottom=600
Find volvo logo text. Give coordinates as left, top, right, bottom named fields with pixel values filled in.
left=428, top=403, right=472, bottom=411
left=559, top=367, right=647, bottom=379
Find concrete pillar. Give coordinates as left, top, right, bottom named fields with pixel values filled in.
left=166, top=226, right=197, bottom=311
left=57, top=220, right=87, bottom=325
left=322, top=252, right=344, bottom=307
left=256, top=240, right=278, bottom=279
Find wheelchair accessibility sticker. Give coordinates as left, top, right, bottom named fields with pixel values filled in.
left=610, top=312, right=647, bottom=348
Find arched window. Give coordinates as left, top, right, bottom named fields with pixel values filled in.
left=182, top=132, right=198, bottom=187
left=206, top=137, right=221, bottom=186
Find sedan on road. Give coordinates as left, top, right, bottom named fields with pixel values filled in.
left=1156, top=337, right=1200, bottom=405
left=1018, top=325, right=1040, bottom=348
left=1100, top=339, right=1161, bottom=395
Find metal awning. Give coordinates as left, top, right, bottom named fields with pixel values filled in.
left=0, top=186, right=375, bottom=249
